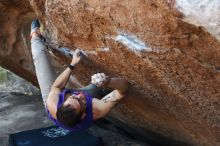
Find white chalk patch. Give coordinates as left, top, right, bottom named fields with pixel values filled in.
left=95, top=47, right=110, bottom=52
left=85, top=48, right=110, bottom=55
left=175, top=0, right=220, bottom=41
left=115, top=31, right=152, bottom=52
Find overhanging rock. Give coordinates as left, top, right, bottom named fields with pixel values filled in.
left=0, top=0, right=220, bottom=145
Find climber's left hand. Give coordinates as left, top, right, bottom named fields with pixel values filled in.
left=71, top=49, right=83, bottom=65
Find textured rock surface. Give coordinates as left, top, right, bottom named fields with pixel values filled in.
left=0, top=0, right=37, bottom=86
left=0, top=0, right=220, bottom=145
left=0, top=67, right=39, bottom=94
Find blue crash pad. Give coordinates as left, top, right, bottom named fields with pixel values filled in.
left=9, top=126, right=103, bottom=146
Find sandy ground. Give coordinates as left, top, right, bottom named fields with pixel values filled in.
left=0, top=92, right=52, bottom=146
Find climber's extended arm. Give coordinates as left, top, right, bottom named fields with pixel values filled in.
left=93, top=78, right=129, bottom=119
left=46, top=49, right=82, bottom=119
left=51, top=49, right=82, bottom=89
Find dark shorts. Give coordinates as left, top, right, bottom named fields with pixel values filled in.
left=75, top=84, right=112, bottom=99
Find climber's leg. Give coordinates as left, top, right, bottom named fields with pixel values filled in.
left=31, top=20, right=56, bottom=106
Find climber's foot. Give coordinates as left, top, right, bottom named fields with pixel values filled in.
left=30, top=19, right=41, bottom=38
left=31, top=19, right=40, bottom=30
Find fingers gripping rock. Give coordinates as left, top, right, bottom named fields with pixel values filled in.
left=91, top=73, right=107, bottom=87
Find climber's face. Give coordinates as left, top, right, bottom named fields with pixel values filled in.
left=64, top=92, right=86, bottom=114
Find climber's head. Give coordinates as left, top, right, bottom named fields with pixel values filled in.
left=56, top=92, right=86, bottom=127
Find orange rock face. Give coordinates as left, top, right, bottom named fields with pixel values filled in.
left=1, top=0, right=220, bottom=145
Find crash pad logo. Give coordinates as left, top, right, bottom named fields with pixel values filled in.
left=42, top=127, right=70, bottom=138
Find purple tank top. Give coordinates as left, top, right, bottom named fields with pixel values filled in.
left=46, top=89, right=94, bottom=131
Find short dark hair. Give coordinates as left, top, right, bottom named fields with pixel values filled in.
left=56, top=104, right=82, bottom=127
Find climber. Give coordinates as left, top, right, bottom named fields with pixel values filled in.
left=30, top=19, right=129, bottom=131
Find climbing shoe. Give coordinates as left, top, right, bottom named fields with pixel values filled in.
left=30, top=19, right=46, bottom=42
left=31, top=19, right=40, bottom=30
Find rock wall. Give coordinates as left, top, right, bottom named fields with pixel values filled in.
left=0, top=0, right=37, bottom=86
left=0, top=0, right=220, bottom=145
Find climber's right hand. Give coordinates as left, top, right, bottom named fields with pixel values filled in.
left=70, top=49, right=82, bottom=66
